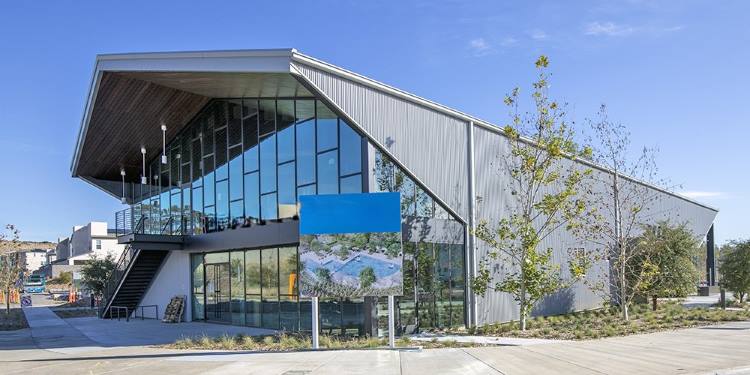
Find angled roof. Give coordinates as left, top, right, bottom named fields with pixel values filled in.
left=72, top=48, right=718, bottom=215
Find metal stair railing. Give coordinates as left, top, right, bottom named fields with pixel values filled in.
left=99, top=245, right=140, bottom=318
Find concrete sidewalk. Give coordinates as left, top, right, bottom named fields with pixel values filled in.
left=5, top=308, right=750, bottom=374
left=22, top=306, right=100, bottom=354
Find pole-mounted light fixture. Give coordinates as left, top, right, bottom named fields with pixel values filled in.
left=120, top=169, right=127, bottom=204
left=140, top=147, right=147, bottom=185
left=161, top=124, right=168, bottom=164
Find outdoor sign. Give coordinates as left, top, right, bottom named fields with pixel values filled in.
left=20, top=294, right=32, bottom=307
left=299, top=192, right=403, bottom=298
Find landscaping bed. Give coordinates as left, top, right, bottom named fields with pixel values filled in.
left=52, top=308, right=98, bottom=319
left=0, top=308, right=29, bottom=331
left=165, top=333, right=474, bottom=351
left=464, top=302, right=750, bottom=340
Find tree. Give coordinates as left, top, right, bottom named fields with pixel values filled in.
left=719, top=240, right=750, bottom=303
left=360, top=267, right=376, bottom=289
left=80, top=254, right=116, bottom=298
left=472, top=56, right=593, bottom=331
left=579, top=105, right=668, bottom=321
left=0, top=225, right=22, bottom=314
left=633, top=222, right=701, bottom=307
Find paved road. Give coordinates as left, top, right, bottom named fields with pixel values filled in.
left=3, top=306, right=750, bottom=374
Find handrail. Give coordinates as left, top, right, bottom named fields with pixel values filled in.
left=161, top=216, right=174, bottom=235
left=134, top=304, right=159, bottom=320
left=109, top=305, right=130, bottom=321
left=99, top=245, right=139, bottom=317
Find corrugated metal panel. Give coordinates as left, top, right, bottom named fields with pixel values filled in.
left=472, top=126, right=717, bottom=325
left=293, top=62, right=470, bottom=221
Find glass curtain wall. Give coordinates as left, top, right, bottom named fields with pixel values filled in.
left=371, top=150, right=466, bottom=330
left=131, top=99, right=364, bottom=235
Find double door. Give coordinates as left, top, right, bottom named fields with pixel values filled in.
left=205, top=263, right=231, bottom=323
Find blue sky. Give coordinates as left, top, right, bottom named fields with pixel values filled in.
left=0, top=1, right=746, bottom=244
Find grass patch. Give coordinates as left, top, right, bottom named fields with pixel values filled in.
left=0, top=308, right=29, bottom=331
left=164, top=332, right=476, bottom=351
left=52, top=309, right=98, bottom=319
left=465, top=302, right=750, bottom=340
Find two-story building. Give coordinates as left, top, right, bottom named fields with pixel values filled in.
left=71, top=49, right=718, bottom=334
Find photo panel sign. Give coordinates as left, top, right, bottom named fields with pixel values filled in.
left=299, top=192, right=403, bottom=298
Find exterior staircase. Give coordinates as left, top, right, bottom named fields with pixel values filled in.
left=99, top=247, right=169, bottom=319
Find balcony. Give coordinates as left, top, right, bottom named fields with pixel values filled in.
left=114, top=207, right=184, bottom=250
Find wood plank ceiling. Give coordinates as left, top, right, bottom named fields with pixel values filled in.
left=75, top=72, right=210, bottom=182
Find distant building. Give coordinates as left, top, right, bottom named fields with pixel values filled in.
left=18, top=249, right=49, bottom=273
left=45, top=249, right=57, bottom=264
left=43, top=222, right=126, bottom=279
left=56, top=222, right=125, bottom=265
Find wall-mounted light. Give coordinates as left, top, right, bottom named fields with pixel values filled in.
left=161, top=124, right=168, bottom=164
left=120, top=169, right=127, bottom=204
left=140, top=147, right=147, bottom=185
left=176, top=153, right=182, bottom=184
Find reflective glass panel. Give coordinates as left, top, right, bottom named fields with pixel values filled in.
left=243, top=100, right=259, bottom=172
left=244, top=172, right=259, bottom=220
left=230, top=251, right=245, bottom=325
left=339, top=121, right=361, bottom=176
left=229, top=146, right=243, bottom=201
left=259, top=100, right=276, bottom=136
left=216, top=180, right=228, bottom=231
left=260, top=193, right=277, bottom=220
left=316, top=101, right=337, bottom=151
left=340, top=174, right=362, bottom=194
left=276, top=100, right=295, bottom=163
left=260, top=134, right=276, bottom=194
left=317, top=150, right=338, bottom=195
left=278, top=162, right=295, bottom=218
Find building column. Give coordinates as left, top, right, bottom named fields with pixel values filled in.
left=706, top=224, right=716, bottom=286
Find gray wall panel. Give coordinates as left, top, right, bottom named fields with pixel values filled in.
left=472, top=125, right=717, bottom=326
left=293, top=62, right=470, bottom=221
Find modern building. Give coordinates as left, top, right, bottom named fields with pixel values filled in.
left=71, top=49, right=718, bottom=333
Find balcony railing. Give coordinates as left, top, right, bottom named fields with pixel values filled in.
left=114, top=204, right=298, bottom=238
left=114, top=206, right=186, bottom=236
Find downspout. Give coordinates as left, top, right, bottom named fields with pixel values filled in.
left=466, top=120, right=478, bottom=327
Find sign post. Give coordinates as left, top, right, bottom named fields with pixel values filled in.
left=311, top=296, right=320, bottom=349
left=388, top=295, right=395, bottom=348
left=299, top=193, right=403, bottom=350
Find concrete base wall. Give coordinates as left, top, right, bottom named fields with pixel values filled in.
left=139, top=251, right=192, bottom=321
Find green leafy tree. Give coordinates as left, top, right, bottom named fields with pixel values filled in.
left=633, top=222, right=701, bottom=304
left=472, top=56, right=593, bottom=331
left=360, top=267, right=376, bottom=289
left=0, top=225, right=21, bottom=314
left=80, top=254, right=116, bottom=298
left=719, top=240, right=750, bottom=303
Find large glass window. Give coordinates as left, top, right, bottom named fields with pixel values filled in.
left=138, top=98, right=364, bottom=234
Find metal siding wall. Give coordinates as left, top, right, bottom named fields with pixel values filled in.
left=293, top=63, right=470, bottom=221
left=292, top=61, right=717, bottom=326
left=472, top=126, right=717, bottom=326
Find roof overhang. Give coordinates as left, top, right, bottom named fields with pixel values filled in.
left=71, top=49, right=314, bottom=198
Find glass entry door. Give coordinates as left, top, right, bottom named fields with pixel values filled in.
left=205, top=263, right=231, bottom=323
